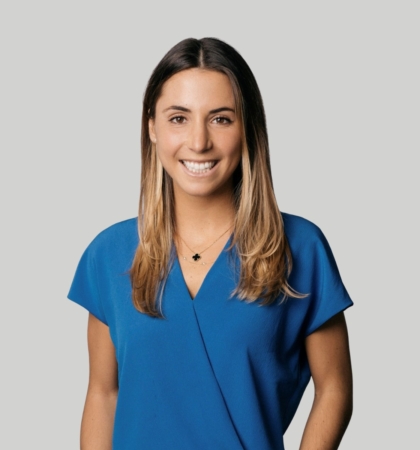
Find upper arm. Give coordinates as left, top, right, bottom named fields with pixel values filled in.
left=305, top=312, right=352, bottom=396
left=87, top=313, right=118, bottom=394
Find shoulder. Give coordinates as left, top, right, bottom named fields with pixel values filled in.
left=281, top=212, right=353, bottom=335
left=84, top=217, right=139, bottom=258
left=68, top=218, right=138, bottom=324
left=281, top=212, right=346, bottom=290
left=92, top=217, right=138, bottom=242
left=281, top=212, right=326, bottom=249
left=281, top=212, right=339, bottom=269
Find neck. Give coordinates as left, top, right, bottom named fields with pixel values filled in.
left=173, top=189, right=236, bottom=243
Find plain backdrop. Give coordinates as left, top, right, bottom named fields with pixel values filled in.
left=1, top=1, right=419, bottom=448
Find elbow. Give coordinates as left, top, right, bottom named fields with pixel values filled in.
left=344, top=393, right=353, bottom=427
left=314, top=384, right=353, bottom=426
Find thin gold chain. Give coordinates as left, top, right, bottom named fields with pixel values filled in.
left=176, top=224, right=234, bottom=262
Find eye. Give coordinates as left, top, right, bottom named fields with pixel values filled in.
left=170, top=115, right=186, bottom=124
left=213, top=116, right=232, bottom=125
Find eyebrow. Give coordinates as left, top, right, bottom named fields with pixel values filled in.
left=162, top=105, right=235, bottom=114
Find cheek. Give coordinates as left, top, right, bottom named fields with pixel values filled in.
left=155, top=142, right=177, bottom=162
left=220, top=132, right=242, bottom=156
left=155, top=127, right=184, bottom=155
left=156, top=146, right=176, bottom=171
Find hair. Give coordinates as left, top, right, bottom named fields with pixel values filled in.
left=130, top=37, right=303, bottom=318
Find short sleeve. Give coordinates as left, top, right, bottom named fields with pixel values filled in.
left=67, top=244, right=108, bottom=326
left=303, top=228, right=353, bottom=337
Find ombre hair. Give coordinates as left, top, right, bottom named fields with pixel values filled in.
left=130, top=37, right=303, bottom=318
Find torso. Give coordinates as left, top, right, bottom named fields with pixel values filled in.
left=68, top=214, right=353, bottom=450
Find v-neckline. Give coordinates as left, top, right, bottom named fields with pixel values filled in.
left=173, top=233, right=233, bottom=302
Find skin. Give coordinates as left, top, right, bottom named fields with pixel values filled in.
left=81, top=314, right=118, bottom=450
left=82, top=68, right=352, bottom=449
left=300, top=312, right=353, bottom=449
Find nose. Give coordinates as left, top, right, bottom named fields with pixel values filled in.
left=187, top=120, right=212, bottom=152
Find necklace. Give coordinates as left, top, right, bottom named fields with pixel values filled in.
left=181, top=256, right=214, bottom=266
left=176, top=224, right=233, bottom=264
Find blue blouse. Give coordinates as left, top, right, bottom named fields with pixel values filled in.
left=67, top=213, right=353, bottom=450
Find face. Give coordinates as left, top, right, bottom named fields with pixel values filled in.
left=149, top=68, right=242, bottom=200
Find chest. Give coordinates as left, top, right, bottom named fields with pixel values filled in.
left=110, top=250, right=305, bottom=362
left=177, top=257, right=213, bottom=299
left=176, top=237, right=231, bottom=300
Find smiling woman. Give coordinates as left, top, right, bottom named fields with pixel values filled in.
left=67, top=37, right=353, bottom=450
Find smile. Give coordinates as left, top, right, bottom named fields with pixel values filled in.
left=181, top=160, right=218, bottom=173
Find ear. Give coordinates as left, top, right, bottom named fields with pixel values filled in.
left=148, top=119, right=157, bottom=144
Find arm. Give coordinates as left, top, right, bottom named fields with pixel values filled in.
left=80, top=313, right=118, bottom=450
left=299, top=312, right=353, bottom=450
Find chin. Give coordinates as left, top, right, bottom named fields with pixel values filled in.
left=174, top=182, right=226, bottom=199
left=184, top=188, right=219, bottom=198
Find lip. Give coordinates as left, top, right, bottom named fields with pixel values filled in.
left=179, top=160, right=219, bottom=177
left=180, top=159, right=218, bottom=163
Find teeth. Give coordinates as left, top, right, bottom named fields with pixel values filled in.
left=182, top=160, right=216, bottom=173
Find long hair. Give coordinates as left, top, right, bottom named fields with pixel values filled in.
left=130, top=37, right=303, bottom=318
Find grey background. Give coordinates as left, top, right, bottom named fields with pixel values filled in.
left=1, top=0, right=418, bottom=448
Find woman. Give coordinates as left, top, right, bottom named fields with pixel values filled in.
left=68, top=37, right=353, bottom=449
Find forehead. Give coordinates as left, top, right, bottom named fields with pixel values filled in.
left=156, top=69, right=235, bottom=110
